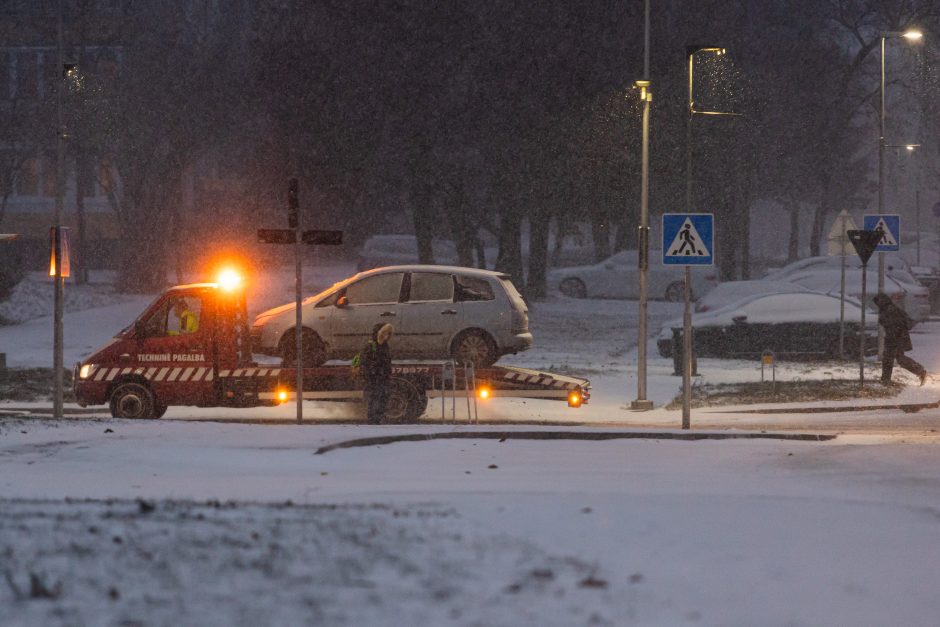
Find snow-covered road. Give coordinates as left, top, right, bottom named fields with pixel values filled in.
left=3, top=264, right=940, bottom=625
left=2, top=419, right=940, bottom=625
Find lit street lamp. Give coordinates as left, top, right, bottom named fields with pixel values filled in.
left=678, top=45, right=740, bottom=428
left=877, top=28, right=922, bottom=358
left=886, top=143, right=921, bottom=264
left=631, top=0, right=653, bottom=411
left=686, top=45, right=728, bottom=210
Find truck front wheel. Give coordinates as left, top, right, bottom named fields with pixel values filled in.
left=109, top=382, right=157, bottom=419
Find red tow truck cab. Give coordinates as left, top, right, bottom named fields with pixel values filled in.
left=74, top=282, right=590, bottom=421
left=74, top=283, right=255, bottom=417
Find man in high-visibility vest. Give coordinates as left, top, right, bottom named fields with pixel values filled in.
left=169, top=300, right=199, bottom=336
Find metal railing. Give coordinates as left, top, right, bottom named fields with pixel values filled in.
left=439, top=359, right=478, bottom=424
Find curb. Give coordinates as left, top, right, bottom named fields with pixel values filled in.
left=314, top=430, right=837, bottom=454
left=709, top=399, right=940, bottom=415
left=0, top=407, right=102, bottom=416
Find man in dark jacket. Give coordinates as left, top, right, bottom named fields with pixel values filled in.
left=360, top=323, right=393, bottom=424
left=873, top=293, right=926, bottom=385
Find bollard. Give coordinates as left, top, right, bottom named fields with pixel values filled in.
left=671, top=329, right=698, bottom=377
left=760, top=350, right=777, bottom=393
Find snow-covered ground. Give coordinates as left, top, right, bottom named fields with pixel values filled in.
left=2, top=263, right=940, bottom=625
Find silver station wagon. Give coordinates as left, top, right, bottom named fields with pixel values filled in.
left=251, top=265, right=532, bottom=367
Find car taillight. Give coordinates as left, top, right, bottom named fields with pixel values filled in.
left=511, top=309, right=528, bottom=333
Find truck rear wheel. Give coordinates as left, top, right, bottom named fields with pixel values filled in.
left=384, top=378, right=423, bottom=424
left=109, top=382, right=157, bottom=419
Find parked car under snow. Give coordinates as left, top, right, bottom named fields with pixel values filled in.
left=763, top=255, right=930, bottom=322
left=694, top=280, right=817, bottom=313
left=657, top=291, right=878, bottom=359
left=549, top=250, right=718, bottom=301
left=784, top=268, right=928, bottom=323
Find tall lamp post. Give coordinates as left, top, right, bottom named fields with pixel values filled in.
left=877, top=29, right=922, bottom=358
left=631, top=0, right=653, bottom=411
left=53, top=0, right=66, bottom=419
left=682, top=45, right=738, bottom=428
left=686, top=46, right=730, bottom=209
left=886, top=144, right=921, bottom=262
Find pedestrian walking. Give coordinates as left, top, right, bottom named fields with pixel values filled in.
left=359, top=323, right=394, bottom=423
left=873, top=293, right=926, bottom=385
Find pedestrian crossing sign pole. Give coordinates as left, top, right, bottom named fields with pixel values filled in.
left=662, top=213, right=714, bottom=430
left=863, top=214, right=900, bottom=361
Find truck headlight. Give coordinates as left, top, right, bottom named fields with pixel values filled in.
left=79, top=364, right=94, bottom=379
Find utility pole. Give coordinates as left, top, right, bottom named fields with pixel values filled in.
left=53, top=0, right=66, bottom=419
left=631, top=0, right=653, bottom=411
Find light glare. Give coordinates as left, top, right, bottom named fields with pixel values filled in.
left=217, top=268, right=241, bottom=291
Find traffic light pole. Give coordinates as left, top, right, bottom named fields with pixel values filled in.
left=53, top=0, right=65, bottom=419
left=258, top=180, right=343, bottom=425
left=290, top=179, right=304, bottom=425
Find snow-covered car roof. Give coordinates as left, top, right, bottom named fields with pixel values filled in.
left=659, top=291, right=871, bottom=339
left=765, top=254, right=912, bottom=280
left=354, top=264, right=508, bottom=279
left=696, top=280, right=818, bottom=311
left=785, top=268, right=905, bottom=294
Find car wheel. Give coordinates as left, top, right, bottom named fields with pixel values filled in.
left=559, top=277, right=587, bottom=299
left=109, top=382, right=156, bottom=419
left=384, top=378, right=422, bottom=424
left=281, top=329, right=327, bottom=367
left=453, top=330, right=498, bottom=367
left=665, top=281, right=684, bottom=302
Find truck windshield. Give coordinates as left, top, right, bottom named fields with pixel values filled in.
left=117, top=294, right=166, bottom=338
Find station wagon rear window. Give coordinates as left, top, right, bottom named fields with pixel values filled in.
left=455, top=275, right=494, bottom=302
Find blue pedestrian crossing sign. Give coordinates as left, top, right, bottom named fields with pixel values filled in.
left=862, top=214, right=900, bottom=252
left=663, top=213, right=714, bottom=265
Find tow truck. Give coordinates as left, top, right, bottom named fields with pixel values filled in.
left=73, top=271, right=590, bottom=422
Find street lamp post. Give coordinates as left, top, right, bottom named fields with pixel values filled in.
left=878, top=29, right=922, bottom=359
left=681, top=45, right=737, bottom=428
left=631, top=0, right=653, bottom=411
left=686, top=46, right=727, bottom=210
left=53, top=0, right=66, bottom=419
left=886, top=144, right=921, bottom=263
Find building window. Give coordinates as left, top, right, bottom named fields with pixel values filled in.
left=16, top=157, right=39, bottom=196
left=99, top=159, right=114, bottom=195
left=77, top=160, right=96, bottom=198
left=41, top=156, right=57, bottom=197
left=15, top=51, right=37, bottom=100
left=0, top=52, right=10, bottom=100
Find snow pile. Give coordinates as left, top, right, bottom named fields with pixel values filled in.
left=0, top=273, right=132, bottom=325
left=0, top=498, right=615, bottom=627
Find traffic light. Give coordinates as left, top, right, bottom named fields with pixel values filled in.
left=287, top=178, right=299, bottom=229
